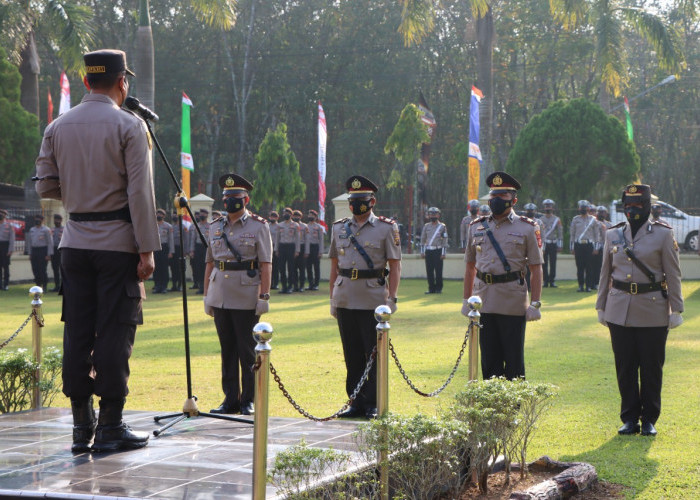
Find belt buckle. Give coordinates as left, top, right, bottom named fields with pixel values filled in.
left=351, top=268, right=359, bottom=280
left=630, top=282, right=638, bottom=295
left=485, top=273, right=493, bottom=285
left=218, top=261, right=225, bottom=271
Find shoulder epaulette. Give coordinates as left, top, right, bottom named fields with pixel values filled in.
left=377, top=215, right=394, bottom=224
left=519, top=215, right=537, bottom=226
left=608, top=221, right=625, bottom=230
left=469, top=216, right=487, bottom=226
left=249, top=212, right=267, bottom=224
left=651, top=220, right=672, bottom=230
left=333, top=217, right=350, bottom=224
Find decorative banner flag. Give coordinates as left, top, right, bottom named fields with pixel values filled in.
left=181, top=92, right=194, bottom=199
left=47, top=90, right=53, bottom=124
left=318, top=101, right=327, bottom=230
left=468, top=85, right=483, bottom=201
left=623, top=96, right=633, bottom=141
left=58, top=72, right=70, bottom=115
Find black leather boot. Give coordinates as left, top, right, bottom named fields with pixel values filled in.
left=92, top=398, right=149, bottom=452
left=70, top=397, right=96, bottom=453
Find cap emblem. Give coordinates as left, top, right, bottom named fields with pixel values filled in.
left=492, top=175, right=503, bottom=186
left=225, top=176, right=235, bottom=187
left=85, top=65, right=106, bottom=74
left=628, top=186, right=637, bottom=193
left=351, top=178, right=361, bottom=189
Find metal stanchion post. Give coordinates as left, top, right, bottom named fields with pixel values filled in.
left=375, top=305, right=391, bottom=500
left=252, top=321, right=273, bottom=500
left=30, top=286, right=44, bottom=409
left=467, top=296, right=482, bottom=381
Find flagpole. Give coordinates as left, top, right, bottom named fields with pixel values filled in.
left=610, top=75, right=676, bottom=112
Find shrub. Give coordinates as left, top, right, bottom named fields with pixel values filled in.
left=0, top=347, right=63, bottom=413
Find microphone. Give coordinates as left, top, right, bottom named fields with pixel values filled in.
left=124, top=96, right=159, bottom=122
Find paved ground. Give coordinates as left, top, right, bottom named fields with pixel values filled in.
left=0, top=407, right=362, bottom=499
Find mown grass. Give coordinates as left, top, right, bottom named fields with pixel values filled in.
left=2, top=278, right=699, bottom=499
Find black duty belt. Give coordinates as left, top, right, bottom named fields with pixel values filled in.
left=476, top=269, right=524, bottom=284
left=575, top=240, right=591, bottom=245
left=612, top=279, right=667, bottom=295
left=70, top=206, right=132, bottom=223
left=214, top=260, right=258, bottom=271
left=338, top=268, right=386, bottom=280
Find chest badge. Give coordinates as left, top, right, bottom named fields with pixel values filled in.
left=339, top=248, right=345, bottom=256
left=476, top=245, right=482, bottom=252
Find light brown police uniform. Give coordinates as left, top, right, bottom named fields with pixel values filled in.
left=460, top=215, right=474, bottom=248
left=305, top=221, right=325, bottom=254
left=269, top=220, right=279, bottom=252
left=596, top=221, right=683, bottom=327
left=569, top=214, right=601, bottom=250
left=27, top=225, right=54, bottom=257
left=0, top=221, right=16, bottom=248
left=421, top=221, right=448, bottom=254
left=465, top=212, right=543, bottom=315
left=276, top=219, right=301, bottom=251
left=205, top=211, right=273, bottom=310
left=158, top=221, right=174, bottom=250
left=540, top=214, right=563, bottom=246
left=329, top=213, right=401, bottom=309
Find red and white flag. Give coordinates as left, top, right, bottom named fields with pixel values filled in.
left=58, top=72, right=70, bottom=115
left=47, top=90, right=54, bottom=124
left=318, top=101, right=327, bottom=230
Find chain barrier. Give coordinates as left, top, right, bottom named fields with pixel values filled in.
left=268, top=346, right=377, bottom=422
left=0, top=311, right=35, bottom=351
left=389, top=328, right=470, bottom=397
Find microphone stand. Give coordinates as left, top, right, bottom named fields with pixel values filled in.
left=136, top=112, right=253, bottom=437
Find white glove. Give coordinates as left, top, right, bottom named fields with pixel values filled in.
left=668, top=312, right=683, bottom=329
left=203, top=296, right=214, bottom=317
left=461, top=298, right=470, bottom=317
left=386, top=298, right=397, bottom=314
left=597, top=310, right=607, bottom=327
left=526, top=305, right=541, bottom=322
left=330, top=299, right=337, bottom=318
left=255, top=299, right=269, bottom=316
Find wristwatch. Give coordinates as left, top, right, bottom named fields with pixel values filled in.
left=389, top=297, right=398, bottom=303
left=530, top=300, right=541, bottom=309
left=259, top=293, right=270, bottom=300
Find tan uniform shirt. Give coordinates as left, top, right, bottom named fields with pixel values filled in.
left=460, top=215, right=475, bottom=247
left=172, top=220, right=189, bottom=248
left=35, top=94, right=159, bottom=254
left=52, top=226, right=64, bottom=249
left=27, top=225, right=53, bottom=256
left=269, top=221, right=279, bottom=251
left=305, top=221, right=325, bottom=254
left=276, top=219, right=301, bottom=252
left=192, top=221, right=210, bottom=253
left=596, top=221, right=683, bottom=328
left=157, top=222, right=175, bottom=250
left=205, top=211, right=273, bottom=310
left=420, top=221, right=448, bottom=255
left=0, top=221, right=16, bottom=248
left=329, top=213, right=402, bottom=309
left=297, top=221, right=309, bottom=252
left=465, top=212, right=543, bottom=315
left=570, top=214, right=601, bottom=251
left=539, top=214, right=563, bottom=247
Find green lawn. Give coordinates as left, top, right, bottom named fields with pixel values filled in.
left=3, top=278, right=699, bottom=499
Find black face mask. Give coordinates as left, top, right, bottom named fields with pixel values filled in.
left=350, top=199, right=371, bottom=216
left=156, top=216, right=164, bottom=221
left=429, top=217, right=438, bottom=222
left=224, top=197, right=245, bottom=214
left=651, top=210, right=662, bottom=219
left=282, top=213, right=291, bottom=220
left=269, top=218, right=278, bottom=223
left=35, top=219, right=42, bottom=226
left=526, top=211, right=535, bottom=218
left=597, top=214, right=605, bottom=221
left=579, top=208, right=588, bottom=215
left=544, top=209, right=553, bottom=214
left=308, top=217, right=316, bottom=222
left=292, top=217, right=300, bottom=222
left=470, top=209, right=478, bottom=216
left=488, top=197, right=512, bottom=216
left=624, top=206, right=649, bottom=222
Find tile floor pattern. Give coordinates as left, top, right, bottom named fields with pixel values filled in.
left=0, top=408, right=362, bottom=499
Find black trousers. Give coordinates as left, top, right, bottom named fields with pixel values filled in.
left=51, top=248, right=62, bottom=288
left=424, top=249, right=443, bottom=292
left=278, top=243, right=297, bottom=291
left=61, top=249, right=142, bottom=399
left=574, top=242, right=595, bottom=289
left=193, top=243, right=206, bottom=290
left=213, top=308, right=258, bottom=407
left=0, top=241, right=10, bottom=288
left=336, top=308, right=377, bottom=409
left=479, top=312, right=526, bottom=380
left=305, top=244, right=320, bottom=288
left=591, top=251, right=603, bottom=287
left=271, top=253, right=279, bottom=288
left=294, top=253, right=306, bottom=289
left=153, top=245, right=170, bottom=291
left=169, top=244, right=182, bottom=289
left=609, top=323, right=668, bottom=425
left=543, top=243, right=558, bottom=284
left=30, top=246, right=49, bottom=290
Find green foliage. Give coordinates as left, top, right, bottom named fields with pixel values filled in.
left=0, top=46, right=40, bottom=184
left=384, top=103, right=430, bottom=189
left=0, top=346, right=63, bottom=414
left=506, top=98, right=639, bottom=208
left=253, top=123, right=306, bottom=210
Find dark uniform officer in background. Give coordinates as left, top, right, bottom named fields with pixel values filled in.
left=268, top=210, right=280, bottom=289
left=192, top=209, right=210, bottom=294
left=329, top=176, right=401, bottom=419
left=0, top=209, right=15, bottom=290
left=275, top=207, right=300, bottom=294
left=460, top=199, right=480, bottom=249
left=153, top=209, right=174, bottom=293
left=292, top=209, right=308, bottom=292
left=26, top=214, right=53, bottom=291
left=570, top=200, right=601, bottom=292
left=50, top=214, right=64, bottom=291
left=462, top=172, right=543, bottom=380
left=420, top=207, right=448, bottom=294
left=204, top=174, right=272, bottom=416
left=305, top=209, right=324, bottom=290
left=596, top=184, right=683, bottom=436
left=168, top=211, right=188, bottom=292
left=35, top=49, right=158, bottom=452
left=539, top=199, right=563, bottom=287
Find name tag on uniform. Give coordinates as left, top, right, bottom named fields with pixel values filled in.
left=240, top=233, right=255, bottom=238
left=473, top=232, right=484, bottom=237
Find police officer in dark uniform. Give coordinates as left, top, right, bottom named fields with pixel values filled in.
left=420, top=207, right=448, bottom=294
left=570, top=200, right=601, bottom=292
left=204, top=174, right=272, bottom=415
left=50, top=214, right=64, bottom=291
left=35, top=49, right=157, bottom=452
left=27, top=214, right=53, bottom=291
left=275, top=207, right=300, bottom=294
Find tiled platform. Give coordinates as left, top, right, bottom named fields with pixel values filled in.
left=0, top=408, right=362, bottom=499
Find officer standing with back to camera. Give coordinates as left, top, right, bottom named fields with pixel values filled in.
left=460, top=199, right=481, bottom=249
left=0, top=209, right=15, bottom=290
left=539, top=199, right=563, bottom=287
left=420, top=206, right=448, bottom=294
left=570, top=200, right=601, bottom=292
left=26, top=214, right=53, bottom=291
left=275, top=207, right=300, bottom=294
left=153, top=208, right=173, bottom=293
left=268, top=210, right=280, bottom=289
left=596, top=184, right=683, bottom=437
left=204, top=174, right=272, bottom=416
left=329, top=175, right=401, bottom=419
left=305, top=209, right=324, bottom=290
left=35, top=49, right=159, bottom=452
left=462, top=172, right=543, bottom=380
left=50, top=214, right=64, bottom=291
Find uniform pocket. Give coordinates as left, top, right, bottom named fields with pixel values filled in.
left=366, top=279, right=384, bottom=289
left=119, top=279, right=144, bottom=325
left=241, top=272, right=261, bottom=286
left=334, top=276, right=344, bottom=287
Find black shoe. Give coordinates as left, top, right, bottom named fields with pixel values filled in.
left=577, top=287, right=585, bottom=292
left=50, top=287, right=59, bottom=292
left=543, top=282, right=549, bottom=288
left=293, top=288, right=304, bottom=292
left=169, top=287, right=180, bottom=292
left=271, top=286, right=279, bottom=290
left=641, top=421, right=657, bottom=436
left=279, top=289, right=292, bottom=294
left=210, top=402, right=240, bottom=414
left=70, top=397, right=96, bottom=453
left=590, top=285, right=598, bottom=290
left=549, top=282, right=558, bottom=288
left=585, top=288, right=591, bottom=292
left=92, top=398, right=149, bottom=451
left=618, top=421, right=640, bottom=435
left=425, top=290, right=434, bottom=294
left=337, top=406, right=365, bottom=419
left=190, top=284, right=199, bottom=289
left=241, top=402, right=255, bottom=415
left=365, top=407, right=378, bottom=419
left=196, top=289, right=204, bottom=295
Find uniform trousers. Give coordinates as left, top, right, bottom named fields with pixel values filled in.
left=305, top=244, right=320, bottom=288
left=0, top=241, right=10, bottom=288
left=591, top=251, right=603, bottom=287
left=153, top=245, right=170, bottom=291
left=479, top=312, right=526, bottom=380
left=61, top=249, right=141, bottom=399
left=51, top=248, right=62, bottom=289
left=169, top=243, right=182, bottom=290
left=424, top=248, right=443, bottom=292
left=278, top=243, right=297, bottom=291
left=543, top=243, right=558, bottom=284
left=294, top=253, right=306, bottom=290
left=271, top=253, right=280, bottom=288
left=30, top=246, right=49, bottom=290
left=193, top=243, right=206, bottom=290
left=574, top=242, right=595, bottom=289
left=212, top=308, right=258, bottom=407
left=336, top=308, right=377, bottom=410
left=608, top=323, right=668, bottom=425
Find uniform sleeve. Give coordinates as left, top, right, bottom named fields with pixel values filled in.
left=465, top=224, right=476, bottom=263
left=595, top=232, right=613, bottom=311
left=384, top=222, right=402, bottom=260
left=662, top=229, right=684, bottom=313
left=35, top=125, right=62, bottom=200
left=569, top=218, right=576, bottom=250
left=257, top=222, right=273, bottom=263
left=328, top=226, right=338, bottom=259
left=320, top=226, right=325, bottom=254
left=525, top=224, right=543, bottom=264
left=556, top=218, right=563, bottom=244
left=441, top=223, right=448, bottom=253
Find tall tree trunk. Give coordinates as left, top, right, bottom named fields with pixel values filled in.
left=134, top=0, right=155, bottom=111
left=476, top=7, right=493, bottom=178
left=19, top=31, right=40, bottom=119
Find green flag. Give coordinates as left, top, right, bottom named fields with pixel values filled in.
left=181, top=92, right=194, bottom=171
left=623, top=96, right=633, bottom=142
